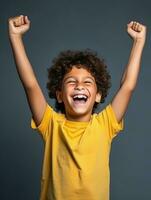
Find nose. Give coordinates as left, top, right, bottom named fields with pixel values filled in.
left=74, top=82, right=85, bottom=90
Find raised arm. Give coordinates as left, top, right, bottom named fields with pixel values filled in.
left=8, top=15, right=47, bottom=126
left=111, top=21, right=147, bottom=122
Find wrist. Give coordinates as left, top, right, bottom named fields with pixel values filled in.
left=133, top=37, right=145, bottom=46
left=9, top=33, right=23, bottom=41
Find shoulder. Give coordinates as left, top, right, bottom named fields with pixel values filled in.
left=31, top=103, right=65, bottom=129
left=95, top=104, right=124, bottom=134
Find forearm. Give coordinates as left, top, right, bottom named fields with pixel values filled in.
left=9, top=35, right=38, bottom=89
left=8, top=15, right=47, bottom=126
left=121, top=39, right=145, bottom=90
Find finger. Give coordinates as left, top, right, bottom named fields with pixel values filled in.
left=133, top=22, right=138, bottom=30
left=14, top=19, right=21, bottom=27
left=127, top=21, right=133, bottom=28
left=137, top=23, right=144, bottom=32
left=132, top=21, right=137, bottom=29
left=137, top=25, right=142, bottom=32
left=134, top=22, right=143, bottom=32
left=20, top=15, right=24, bottom=25
left=13, top=16, right=22, bottom=27
left=24, top=16, right=30, bottom=24
left=8, top=16, right=19, bottom=25
left=136, top=23, right=142, bottom=32
left=9, top=15, right=24, bottom=27
left=135, top=22, right=141, bottom=31
left=131, top=21, right=140, bottom=32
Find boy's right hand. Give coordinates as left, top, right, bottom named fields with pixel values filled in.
left=8, top=15, right=30, bottom=37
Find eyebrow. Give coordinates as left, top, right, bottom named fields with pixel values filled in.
left=63, top=76, right=95, bottom=82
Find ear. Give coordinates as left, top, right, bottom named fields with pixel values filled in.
left=56, top=90, right=63, bottom=103
left=95, top=92, right=101, bottom=103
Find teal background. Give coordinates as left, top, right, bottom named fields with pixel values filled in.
left=0, top=0, right=151, bottom=199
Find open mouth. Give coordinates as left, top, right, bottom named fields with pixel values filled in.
left=72, top=94, right=88, bottom=104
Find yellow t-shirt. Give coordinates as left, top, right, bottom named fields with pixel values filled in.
left=31, top=104, right=124, bottom=200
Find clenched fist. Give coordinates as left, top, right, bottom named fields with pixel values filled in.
left=127, top=21, right=146, bottom=44
left=8, top=15, right=30, bottom=37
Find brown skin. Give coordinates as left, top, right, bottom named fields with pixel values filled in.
left=8, top=15, right=146, bottom=126
left=111, top=21, right=146, bottom=122
left=56, top=66, right=101, bottom=122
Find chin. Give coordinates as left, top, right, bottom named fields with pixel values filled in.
left=71, top=106, right=92, bottom=116
left=64, top=99, right=94, bottom=118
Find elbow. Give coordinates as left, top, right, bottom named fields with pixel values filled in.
left=22, top=79, right=39, bottom=91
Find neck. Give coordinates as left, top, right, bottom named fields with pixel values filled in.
left=65, top=113, right=92, bottom=122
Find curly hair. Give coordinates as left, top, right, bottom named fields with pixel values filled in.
left=47, top=49, right=111, bottom=113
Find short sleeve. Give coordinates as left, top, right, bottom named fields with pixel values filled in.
left=98, top=104, right=124, bottom=140
left=106, top=104, right=124, bottom=133
left=31, top=104, right=53, bottom=140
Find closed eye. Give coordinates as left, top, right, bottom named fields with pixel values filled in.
left=84, top=81, right=93, bottom=85
left=66, top=80, right=76, bottom=84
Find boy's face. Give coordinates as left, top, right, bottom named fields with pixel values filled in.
left=56, top=66, right=101, bottom=121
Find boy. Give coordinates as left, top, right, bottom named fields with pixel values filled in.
left=8, top=15, right=146, bottom=200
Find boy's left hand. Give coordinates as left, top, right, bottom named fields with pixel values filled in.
left=127, top=21, right=146, bottom=44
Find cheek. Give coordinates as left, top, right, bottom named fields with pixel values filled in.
left=62, top=85, right=73, bottom=99
left=88, top=86, right=97, bottom=94
left=64, top=84, right=75, bottom=92
left=89, top=87, right=98, bottom=101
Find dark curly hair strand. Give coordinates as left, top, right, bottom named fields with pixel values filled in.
left=47, top=49, right=111, bottom=113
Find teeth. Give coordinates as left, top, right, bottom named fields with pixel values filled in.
left=73, top=94, right=87, bottom=99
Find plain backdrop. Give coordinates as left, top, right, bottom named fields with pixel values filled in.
left=0, top=0, right=151, bottom=199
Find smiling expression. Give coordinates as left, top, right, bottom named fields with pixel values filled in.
left=56, top=66, right=101, bottom=121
